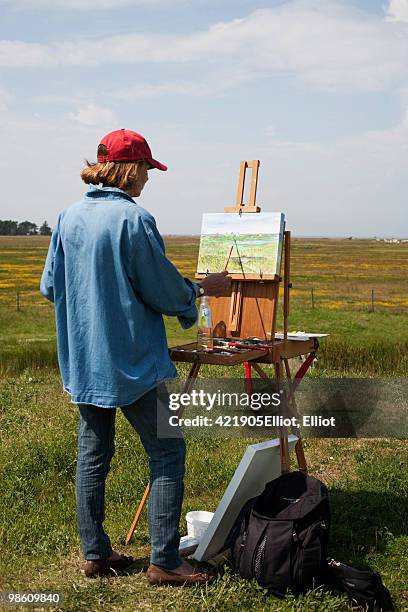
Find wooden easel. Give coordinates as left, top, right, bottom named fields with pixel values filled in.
left=125, top=161, right=317, bottom=545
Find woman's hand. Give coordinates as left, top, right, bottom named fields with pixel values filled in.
left=198, top=270, right=232, bottom=297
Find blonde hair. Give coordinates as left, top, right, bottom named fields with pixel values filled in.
left=80, top=160, right=145, bottom=191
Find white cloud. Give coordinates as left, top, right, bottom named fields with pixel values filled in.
left=67, top=104, right=116, bottom=126
left=32, top=93, right=88, bottom=106
left=386, top=0, right=408, bottom=23
left=112, top=82, right=207, bottom=100
left=0, top=87, right=13, bottom=111
left=0, top=40, right=54, bottom=67
left=0, top=0, right=182, bottom=10
left=1, top=2, right=408, bottom=92
left=111, top=69, right=253, bottom=99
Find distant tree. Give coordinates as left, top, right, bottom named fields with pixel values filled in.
left=17, top=221, right=38, bottom=236
left=39, top=221, right=52, bottom=236
left=0, top=220, right=18, bottom=235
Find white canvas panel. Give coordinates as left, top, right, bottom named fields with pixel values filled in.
left=194, top=435, right=298, bottom=562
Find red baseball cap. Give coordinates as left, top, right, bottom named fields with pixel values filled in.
left=97, top=128, right=167, bottom=171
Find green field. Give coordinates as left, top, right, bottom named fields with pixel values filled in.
left=0, top=235, right=407, bottom=611
left=1, top=235, right=408, bottom=376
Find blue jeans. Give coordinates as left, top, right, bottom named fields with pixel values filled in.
left=76, top=384, right=186, bottom=569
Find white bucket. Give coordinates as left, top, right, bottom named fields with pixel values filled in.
left=185, top=510, right=214, bottom=541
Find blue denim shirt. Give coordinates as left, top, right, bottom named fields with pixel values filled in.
left=40, top=185, right=198, bottom=408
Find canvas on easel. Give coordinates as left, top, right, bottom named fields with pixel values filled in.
left=197, top=212, right=285, bottom=278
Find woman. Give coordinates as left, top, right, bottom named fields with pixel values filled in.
left=40, top=128, right=231, bottom=584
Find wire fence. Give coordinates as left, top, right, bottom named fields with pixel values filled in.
left=2, top=285, right=407, bottom=314
left=1, top=290, right=53, bottom=311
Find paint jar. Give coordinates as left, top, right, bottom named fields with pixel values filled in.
left=197, top=296, right=213, bottom=349
left=186, top=510, right=214, bottom=541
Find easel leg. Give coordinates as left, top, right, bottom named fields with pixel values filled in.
left=275, top=360, right=291, bottom=474
left=252, top=360, right=307, bottom=474
left=283, top=358, right=307, bottom=474
left=125, top=361, right=201, bottom=545
left=125, top=481, right=151, bottom=545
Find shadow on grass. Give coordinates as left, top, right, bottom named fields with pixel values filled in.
left=327, top=488, right=407, bottom=565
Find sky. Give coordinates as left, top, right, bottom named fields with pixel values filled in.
left=0, top=0, right=408, bottom=237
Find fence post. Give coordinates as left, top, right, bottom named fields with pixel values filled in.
left=16, top=291, right=20, bottom=312
left=371, top=288, right=374, bottom=313
left=311, top=287, right=315, bottom=310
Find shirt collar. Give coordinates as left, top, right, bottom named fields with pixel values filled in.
left=85, top=184, right=135, bottom=203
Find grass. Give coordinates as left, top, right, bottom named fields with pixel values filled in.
left=0, top=371, right=407, bottom=611
left=1, top=235, right=408, bottom=610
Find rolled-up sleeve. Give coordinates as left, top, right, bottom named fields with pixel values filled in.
left=129, top=216, right=198, bottom=329
left=40, top=219, right=60, bottom=303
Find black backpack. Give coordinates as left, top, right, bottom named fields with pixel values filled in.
left=227, top=471, right=330, bottom=597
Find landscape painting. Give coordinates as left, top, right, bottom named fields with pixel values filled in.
left=197, top=212, right=285, bottom=276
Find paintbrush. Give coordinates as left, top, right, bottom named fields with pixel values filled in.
left=233, top=236, right=246, bottom=279
left=224, top=244, right=234, bottom=271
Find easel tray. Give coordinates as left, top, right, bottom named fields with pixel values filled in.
left=169, top=342, right=267, bottom=365
left=169, top=337, right=319, bottom=365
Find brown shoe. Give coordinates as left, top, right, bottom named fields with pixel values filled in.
left=147, top=563, right=213, bottom=586
left=81, top=555, right=134, bottom=578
